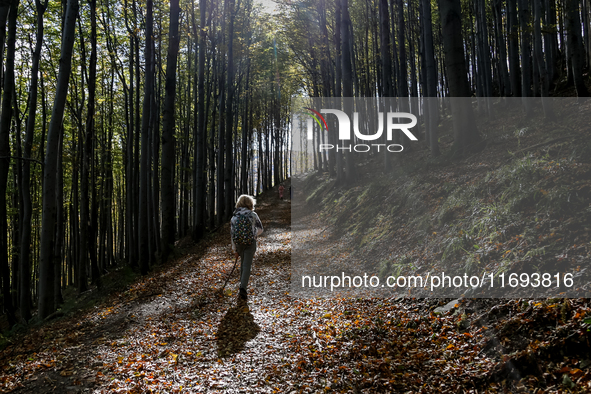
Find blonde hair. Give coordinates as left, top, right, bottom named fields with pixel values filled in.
left=235, top=194, right=256, bottom=210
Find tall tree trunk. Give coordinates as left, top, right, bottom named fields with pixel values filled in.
left=533, top=0, right=554, bottom=118
left=544, top=0, right=558, bottom=84
left=583, top=0, right=591, bottom=69
left=138, top=0, right=154, bottom=275
left=341, top=0, right=355, bottom=182
left=224, top=0, right=235, bottom=221
left=439, top=0, right=481, bottom=156
left=519, top=0, right=533, bottom=114
left=20, top=0, right=47, bottom=322
left=397, top=0, right=408, bottom=98
left=207, top=44, right=216, bottom=230
left=493, top=0, right=511, bottom=96
left=216, top=12, right=226, bottom=226
left=133, top=0, right=141, bottom=266
left=409, top=1, right=418, bottom=98
left=193, top=0, right=206, bottom=240
left=318, top=0, right=330, bottom=172
left=333, top=0, right=342, bottom=179
left=54, top=132, right=64, bottom=306
left=422, top=0, right=440, bottom=156
left=161, top=0, right=180, bottom=263
left=390, top=0, right=400, bottom=96
left=240, top=62, right=251, bottom=194
left=151, top=20, right=161, bottom=264
left=476, top=0, right=492, bottom=98
left=379, top=0, right=394, bottom=170
left=123, top=0, right=136, bottom=267
left=70, top=137, right=79, bottom=288
left=565, top=0, right=590, bottom=96
left=507, top=0, right=521, bottom=96
left=82, top=0, right=100, bottom=289
left=39, top=0, right=79, bottom=319
left=379, top=0, right=393, bottom=99
left=0, top=0, right=17, bottom=326
left=216, top=75, right=225, bottom=226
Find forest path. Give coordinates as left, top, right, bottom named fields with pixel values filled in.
left=3, top=184, right=319, bottom=393
left=2, top=181, right=591, bottom=393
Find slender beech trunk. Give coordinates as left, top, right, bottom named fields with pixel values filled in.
left=0, top=0, right=17, bottom=325
left=123, top=0, right=136, bottom=267
left=493, top=0, right=511, bottom=96
left=83, top=0, right=100, bottom=289
left=519, top=0, right=533, bottom=114
left=332, top=0, right=342, bottom=178
left=161, top=0, right=180, bottom=263
left=20, top=0, right=46, bottom=322
left=216, top=60, right=226, bottom=226
left=341, top=0, right=354, bottom=182
left=534, top=0, right=554, bottom=118
left=224, top=0, right=235, bottom=221
left=54, top=133, right=64, bottom=306
left=379, top=0, right=394, bottom=170
left=565, top=0, right=590, bottom=96
left=397, top=0, right=408, bottom=98
left=544, top=0, right=558, bottom=84
left=507, top=0, right=521, bottom=96
left=133, top=0, right=141, bottom=264
left=422, top=0, right=440, bottom=156
left=39, top=0, right=78, bottom=319
left=439, top=0, right=481, bottom=156
left=240, top=62, right=251, bottom=194
left=193, top=0, right=207, bottom=240
left=138, top=0, right=154, bottom=275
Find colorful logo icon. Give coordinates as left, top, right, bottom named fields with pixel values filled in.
left=304, top=107, right=329, bottom=133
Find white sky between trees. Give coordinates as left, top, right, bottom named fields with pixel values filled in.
left=255, top=0, right=279, bottom=14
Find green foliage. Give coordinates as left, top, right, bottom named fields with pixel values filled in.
left=441, top=234, right=474, bottom=265
left=378, top=254, right=412, bottom=279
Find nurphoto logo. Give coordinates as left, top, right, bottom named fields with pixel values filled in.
left=305, top=108, right=418, bottom=152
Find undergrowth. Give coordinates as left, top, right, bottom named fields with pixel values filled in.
left=299, top=117, right=591, bottom=286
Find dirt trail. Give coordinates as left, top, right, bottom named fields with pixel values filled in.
left=1, top=187, right=298, bottom=393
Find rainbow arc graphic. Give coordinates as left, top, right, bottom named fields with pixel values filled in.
left=304, top=107, right=329, bottom=133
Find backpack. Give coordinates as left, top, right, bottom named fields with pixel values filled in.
left=232, top=211, right=255, bottom=246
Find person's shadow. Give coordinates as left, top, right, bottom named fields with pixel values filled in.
left=216, top=299, right=260, bottom=358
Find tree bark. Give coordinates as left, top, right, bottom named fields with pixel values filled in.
left=533, top=0, right=554, bottom=118
left=161, top=0, right=180, bottom=263
left=493, top=0, right=511, bottom=96
left=0, top=0, right=17, bottom=326
left=20, top=0, right=47, bottom=322
left=519, top=0, right=533, bottom=114
left=422, top=0, right=440, bottom=156
left=565, top=0, right=589, bottom=96
left=439, top=0, right=481, bottom=156
left=224, top=0, right=236, bottom=221
left=193, top=0, right=207, bottom=240
left=507, top=0, right=521, bottom=96
left=397, top=0, right=408, bottom=98
left=81, top=0, right=100, bottom=290
left=341, top=0, right=355, bottom=182
left=39, top=0, right=79, bottom=319
left=138, top=0, right=154, bottom=275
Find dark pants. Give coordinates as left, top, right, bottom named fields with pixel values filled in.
left=236, top=242, right=256, bottom=290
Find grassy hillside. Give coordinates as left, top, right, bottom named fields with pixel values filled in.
left=298, top=99, right=591, bottom=298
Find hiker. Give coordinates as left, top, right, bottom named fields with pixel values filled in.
left=231, top=195, right=263, bottom=301
left=278, top=184, right=285, bottom=200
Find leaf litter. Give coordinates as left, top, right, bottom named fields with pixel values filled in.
left=1, top=183, right=591, bottom=393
